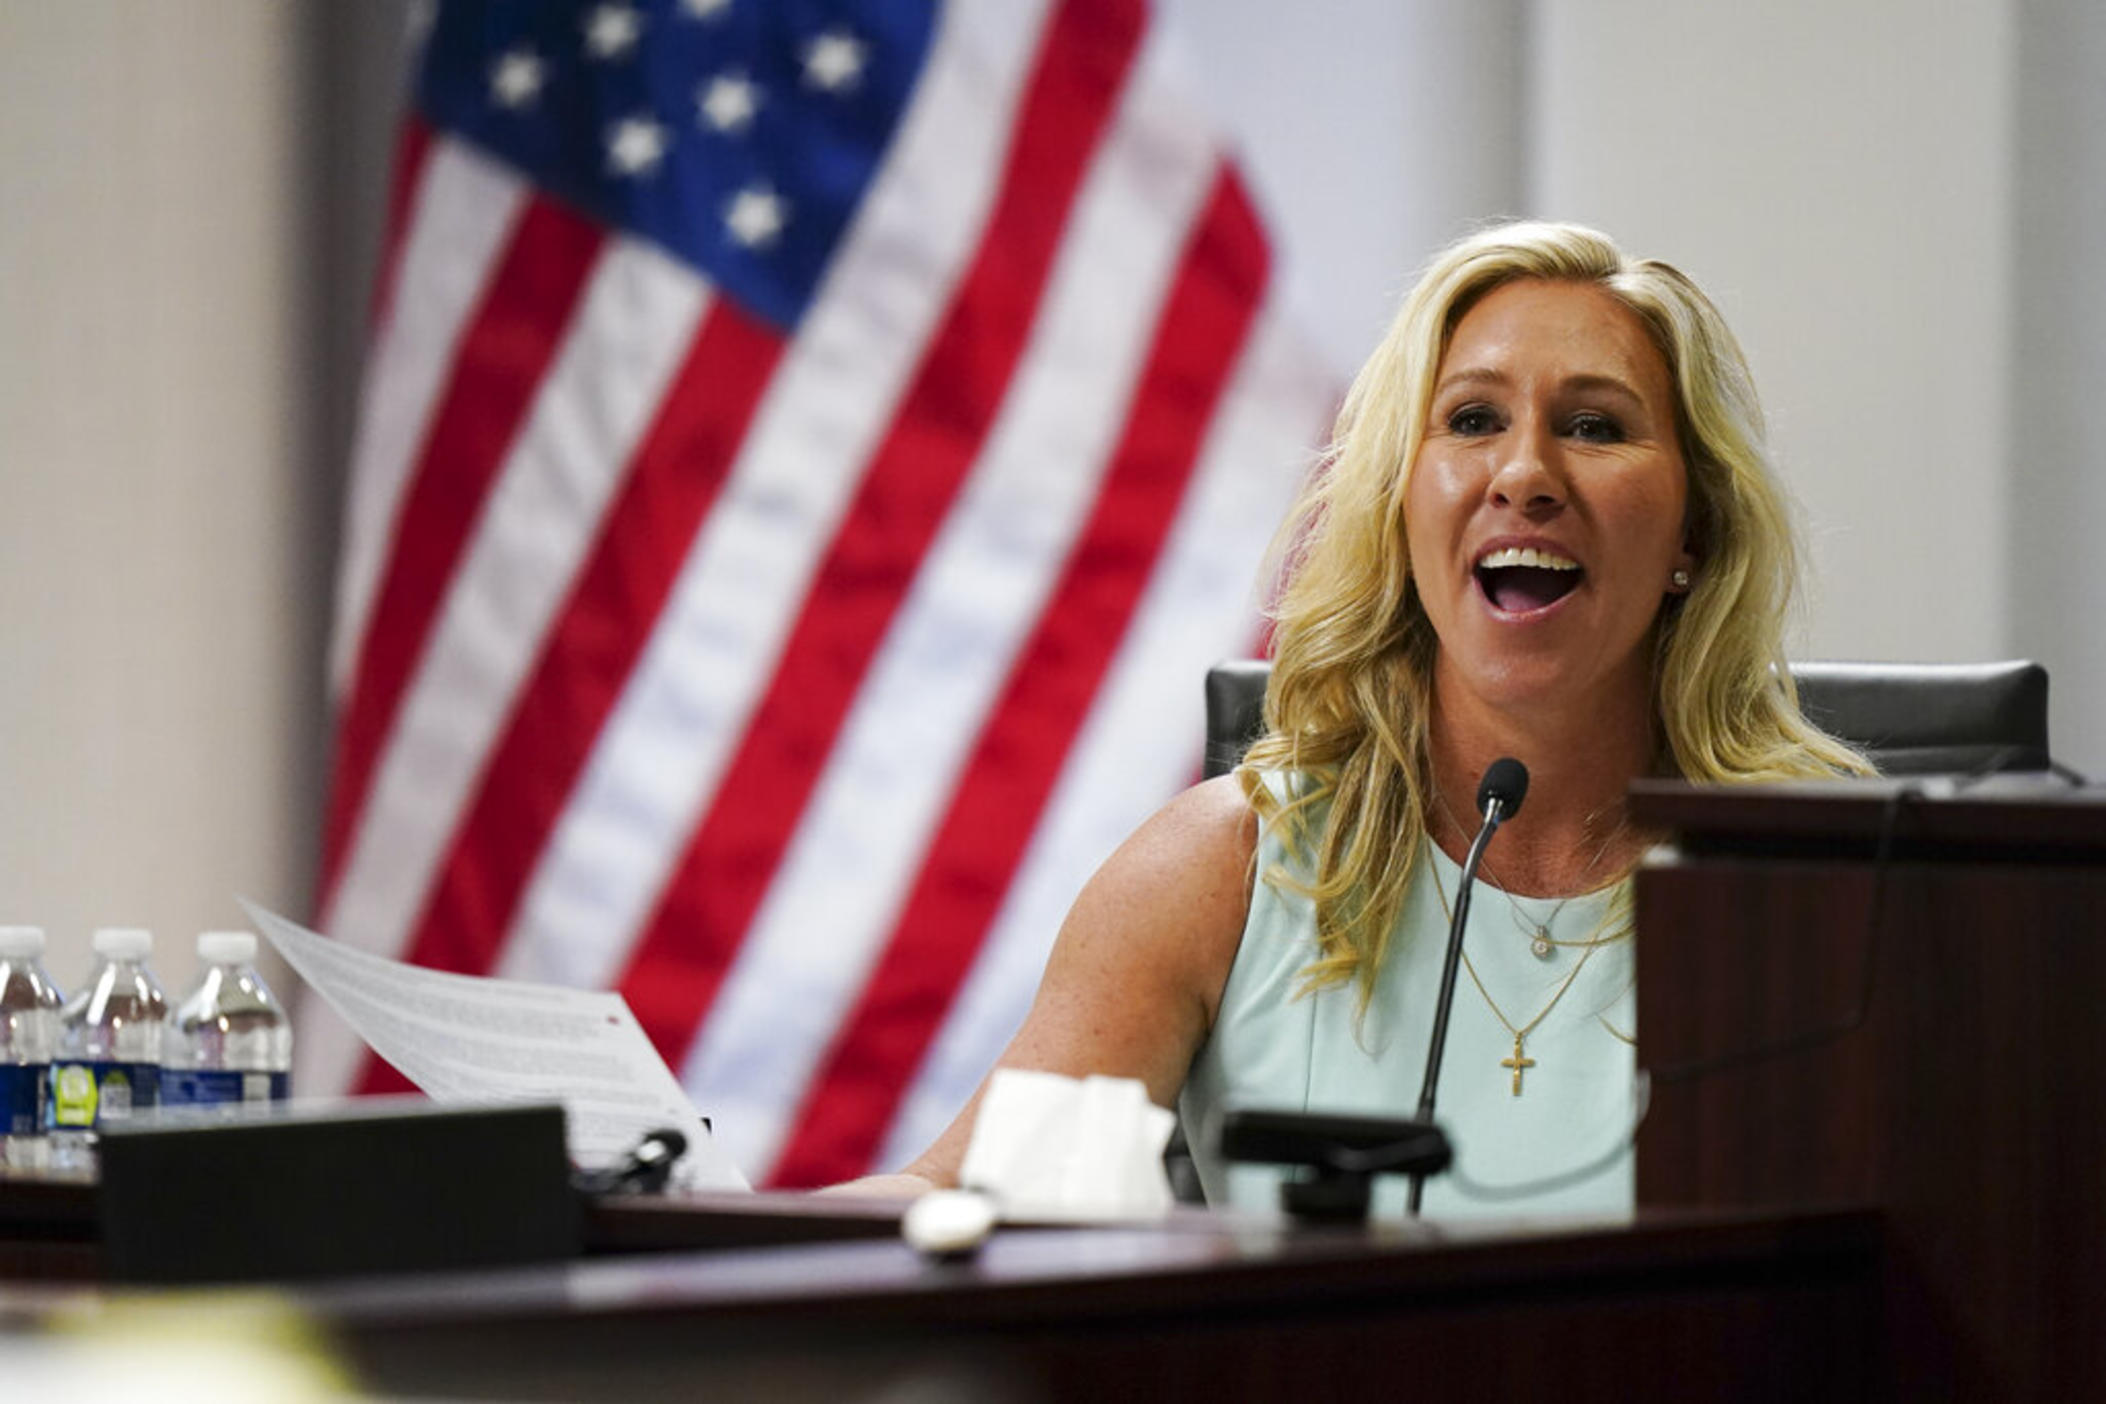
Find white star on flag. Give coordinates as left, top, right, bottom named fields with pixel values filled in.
left=680, top=0, right=731, bottom=19
left=584, top=3, right=644, bottom=61
left=802, top=30, right=866, bottom=92
left=698, top=73, right=762, bottom=134
left=724, top=184, right=788, bottom=247
left=606, top=115, right=669, bottom=176
left=489, top=48, right=547, bottom=110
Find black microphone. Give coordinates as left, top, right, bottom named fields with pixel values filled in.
left=1407, top=757, right=1529, bottom=1214
left=574, top=1128, right=689, bottom=1197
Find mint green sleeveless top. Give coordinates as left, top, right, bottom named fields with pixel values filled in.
left=1179, top=778, right=1639, bottom=1219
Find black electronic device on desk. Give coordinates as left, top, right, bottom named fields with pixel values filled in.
left=1, top=1115, right=917, bottom=1281
left=97, top=1099, right=578, bottom=1284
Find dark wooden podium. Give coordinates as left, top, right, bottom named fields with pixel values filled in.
left=1632, top=778, right=2106, bottom=1399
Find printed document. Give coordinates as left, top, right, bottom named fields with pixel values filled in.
left=242, top=900, right=748, bottom=1191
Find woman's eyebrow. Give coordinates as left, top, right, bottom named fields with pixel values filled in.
left=1431, top=368, right=1648, bottom=405
left=1431, top=366, right=1509, bottom=394
left=1561, top=372, right=1646, bottom=406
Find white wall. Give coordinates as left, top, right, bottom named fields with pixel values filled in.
left=2011, top=0, right=2106, bottom=773
left=1528, top=1, right=2016, bottom=669
left=1159, top=0, right=1529, bottom=376
left=0, top=2, right=317, bottom=992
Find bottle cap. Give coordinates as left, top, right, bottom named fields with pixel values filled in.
left=0, top=926, right=46, bottom=958
left=91, top=927, right=154, bottom=959
left=197, top=930, right=258, bottom=965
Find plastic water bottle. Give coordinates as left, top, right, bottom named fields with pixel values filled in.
left=48, top=926, right=167, bottom=1172
left=164, top=930, right=292, bottom=1112
left=0, top=926, right=64, bottom=1174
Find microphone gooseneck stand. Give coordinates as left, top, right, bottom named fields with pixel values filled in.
left=1407, top=757, right=1529, bottom=1215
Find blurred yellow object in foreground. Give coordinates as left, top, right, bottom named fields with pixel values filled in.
left=2, top=1290, right=354, bottom=1400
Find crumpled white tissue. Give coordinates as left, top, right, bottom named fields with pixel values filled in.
left=956, top=1068, right=1176, bottom=1221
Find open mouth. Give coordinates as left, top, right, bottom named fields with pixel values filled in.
left=1475, top=546, right=1582, bottom=613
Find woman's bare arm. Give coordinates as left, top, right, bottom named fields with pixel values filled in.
left=820, top=774, right=1257, bottom=1196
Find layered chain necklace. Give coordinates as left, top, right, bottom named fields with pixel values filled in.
left=1433, top=791, right=1629, bottom=960
left=1426, top=857, right=1602, bottom=1096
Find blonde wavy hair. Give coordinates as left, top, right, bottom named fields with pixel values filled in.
left=1240, top=220, right=1870, bottom=1000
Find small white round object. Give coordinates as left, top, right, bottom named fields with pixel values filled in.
left=902, top=1189, right=998, bottom=1258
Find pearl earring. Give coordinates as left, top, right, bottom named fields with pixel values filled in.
left=1671, top=568, right=1692, bottom=590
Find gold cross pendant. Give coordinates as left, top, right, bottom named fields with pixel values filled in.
left=1501, top=1034, right=1535, bottom=1097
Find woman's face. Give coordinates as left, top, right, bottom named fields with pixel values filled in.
left=1405, top=277, right=1696, bottom=721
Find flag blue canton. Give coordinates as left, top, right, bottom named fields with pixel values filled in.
left=417, top=0, right=939, bottom=330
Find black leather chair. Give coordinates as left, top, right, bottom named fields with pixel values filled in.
left=1203, top=658, right=2052, bottom=779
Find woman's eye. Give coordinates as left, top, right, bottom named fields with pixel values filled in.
left=1568, top=411, right=1624, bottom=443
left=1447, top=405, right=1501, bottom=436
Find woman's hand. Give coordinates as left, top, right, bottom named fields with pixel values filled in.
left=812, top=1171, right=940, bottom=1199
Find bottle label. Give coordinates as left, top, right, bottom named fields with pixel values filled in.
left=163, top=1069, right=289, bottom=1108
left=46, top=1060, right=160, bottom=1128
left=0, top=1064, right=43, bottom=1136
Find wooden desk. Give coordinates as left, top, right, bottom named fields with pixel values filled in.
left=1633, top=778, right=2106, bottom=1398
left=1, top=1201, right=1878, bottom=1402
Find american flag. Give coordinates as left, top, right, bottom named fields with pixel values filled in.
left=310, top=0, right=1332, bottom=1188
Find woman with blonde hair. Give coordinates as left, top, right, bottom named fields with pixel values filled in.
left=852, top=220, right=1866, bottom=1215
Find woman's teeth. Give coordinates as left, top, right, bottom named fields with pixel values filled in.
left=1476, top=546, right=1579, bottom=571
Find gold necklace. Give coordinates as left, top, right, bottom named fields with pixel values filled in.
left=1433, top=790, right=1630, bottom=959
left=1427, top=856, right=1601, bottom=1097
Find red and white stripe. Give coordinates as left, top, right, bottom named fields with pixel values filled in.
left=876, top=290, right=1331, bottom=1171
left=687, top=17, right=1225, bottom=1181
left=309, top=0, right=1336, bottom=1185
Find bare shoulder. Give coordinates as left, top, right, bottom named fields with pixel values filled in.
left=1032, top=774, right=1258, bottom=1044
left=1080, top=773, right=1257, bottom=924
left=1069, top=774, right=1246, bottom=959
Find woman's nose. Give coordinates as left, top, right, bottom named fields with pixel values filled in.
left=1487, top=423, right=1566, bottom=512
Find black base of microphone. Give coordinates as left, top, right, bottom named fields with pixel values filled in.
left=1216, top=1107, right=1453, bottom=1222
left=1281, top=1166, right=1376, bottom=1221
